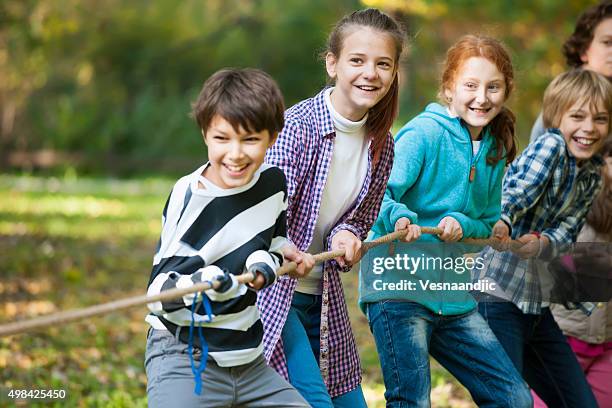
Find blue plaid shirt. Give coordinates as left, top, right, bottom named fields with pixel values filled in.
left=477, top=129, right=603, bottom=314
left=257, top=88, right=394, bottom=396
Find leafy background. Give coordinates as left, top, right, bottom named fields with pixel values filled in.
left=1, top=0, right=596, bottom=175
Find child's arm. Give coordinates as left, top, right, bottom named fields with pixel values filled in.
left=248, top=170, right=314, bottom=284
left=500, top=134, right=564, bottom=229
left=376, top=125, right=427, bottom=234
left=265, top=117, right=306, bottom=199
left=541, top=179, right=602, bottom=245
left=146, top=265, right=242, bottom=316
left=244, top=250, right=282, bottom=290
left=148, top=186, right=243, bottom=315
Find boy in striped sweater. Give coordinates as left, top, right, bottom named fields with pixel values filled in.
left=144, top=68, right=312, bottom=408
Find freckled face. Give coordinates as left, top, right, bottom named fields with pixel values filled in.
left=444, top=57, right=507, bottom=140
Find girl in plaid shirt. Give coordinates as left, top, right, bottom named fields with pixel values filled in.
left=478, top=68, right=612, bottom=408
left=256, top=8, right=404, bottom=408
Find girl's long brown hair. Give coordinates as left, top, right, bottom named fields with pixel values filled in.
left=439, top=35, right=517, bottom=165
left=324, top=8, right=406, bottom=160
left=586, top=137, right=612, bottom=238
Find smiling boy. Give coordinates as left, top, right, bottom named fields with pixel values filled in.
left=144, top=68, right=311, bottom=408
left=477, top=68, right=612, bottom=407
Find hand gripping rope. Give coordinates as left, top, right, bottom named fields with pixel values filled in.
left=0, top=227, right=524, bottom=337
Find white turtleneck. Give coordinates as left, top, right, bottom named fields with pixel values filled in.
left=296, top=87, right=370, bottom=295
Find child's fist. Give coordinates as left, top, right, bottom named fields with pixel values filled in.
left=394, top=217, right=411, bottom=232
left=281, top=245, right=315, bottom=279
left=247, top=272, right=267, bottom=291
left=245, top=257, right=277, bottom=290
left=395, top=217, right=421, bottom=242
left=331, top=230, right=362, bottom=268
left=437, top=217, right=463, bottom=242
left=515, top=233, right=545, bottom=259
left=491, top=220, right=510, bottom=241
left=199, top=266, right=237, bottom=293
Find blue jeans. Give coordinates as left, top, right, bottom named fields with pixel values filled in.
left=366, top=300, right=532, bottom=408
left=281, top=292, right=367, bottom=408
left=479, top=301, right=598, bottom=408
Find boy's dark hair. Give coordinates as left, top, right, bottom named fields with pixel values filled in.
left=562, top=1, right=612, bottom=68
left=191, top=68, right=285, bottom=137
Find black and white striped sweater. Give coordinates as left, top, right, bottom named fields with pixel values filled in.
left=146, top=163, right=288, bottom=367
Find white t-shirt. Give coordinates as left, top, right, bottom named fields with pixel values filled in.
left=472, top=140, right=481, bottom=156
left=296, top=88, right=370, bottom=295
left=446, top=107, right=482, bottom=156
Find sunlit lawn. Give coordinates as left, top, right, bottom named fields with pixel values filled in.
left=0, top=174, right=474, bottom=407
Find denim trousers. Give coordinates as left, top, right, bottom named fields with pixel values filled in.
left=366, top=300, right=532, bottom=408
left=479, top=301, right=598, bottom=408
left=281, top=292, right=367, bottom=408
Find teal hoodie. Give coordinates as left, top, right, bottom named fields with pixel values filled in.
left=359, top=102, right=506, bottom=315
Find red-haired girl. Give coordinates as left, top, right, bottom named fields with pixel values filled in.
left=361, top=35, right=531, bottom=407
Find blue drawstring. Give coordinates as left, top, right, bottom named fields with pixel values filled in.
left=188, top=287, right=213, bottom=395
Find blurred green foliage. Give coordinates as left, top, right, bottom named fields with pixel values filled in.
left=0, top=0, right=600, bottom=175
left=0, top=174, right=170, bottom=406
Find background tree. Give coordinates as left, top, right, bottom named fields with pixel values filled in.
left=0, top=0, right=597, bottom=175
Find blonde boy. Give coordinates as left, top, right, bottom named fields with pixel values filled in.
left=479, top=68, right=612, bottom=408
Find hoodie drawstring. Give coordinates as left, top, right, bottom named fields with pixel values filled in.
left=188, top=288, right=213, bottom=395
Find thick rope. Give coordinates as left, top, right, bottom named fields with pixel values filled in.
left=0, top=273, right=256, bottom=337
left=0, top=227, right=523, bottom=337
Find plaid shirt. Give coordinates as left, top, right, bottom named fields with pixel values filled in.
left=256, top=88, right=394, bottom=397
left=476, top=130, right=603, bottom=314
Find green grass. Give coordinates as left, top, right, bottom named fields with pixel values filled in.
left=0, top=174, right=475, bottom=407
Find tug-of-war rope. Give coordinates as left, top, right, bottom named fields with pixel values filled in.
left=0, top=227, right=523, bottom=337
